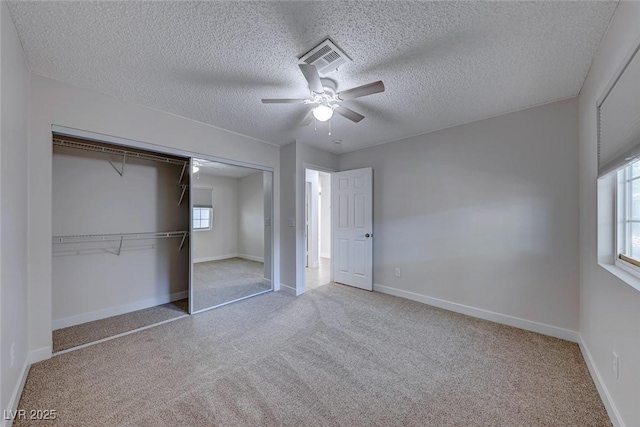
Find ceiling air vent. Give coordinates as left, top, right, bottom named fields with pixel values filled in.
left=299, top=39, right=351, bottom=75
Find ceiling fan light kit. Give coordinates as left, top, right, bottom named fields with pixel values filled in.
left=312, top=105, right=333, bottom=122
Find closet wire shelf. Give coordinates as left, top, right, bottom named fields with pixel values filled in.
left=52, top=231, right=189, bottom=255
left=53, top=137, right=190, bottom=205
left=53, top=138, right=188, bottom=168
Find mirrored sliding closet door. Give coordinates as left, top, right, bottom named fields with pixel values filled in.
left=189, top=158, right=273, bottom=313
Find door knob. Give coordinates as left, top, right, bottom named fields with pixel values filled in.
left=365, top=233, right=371, bottom=238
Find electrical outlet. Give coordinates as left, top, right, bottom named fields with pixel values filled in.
left=11, top=343, right=15, bottom=367
left=288, top=218, right=295, bottom=227
left=394, top=268, right=401, bottom=278
left=612, top=352, right=619, bottom=379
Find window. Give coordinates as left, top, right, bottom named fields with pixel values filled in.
left=617, top=161, right=640, bottom=268
left=193, top=207, right=212, bottom=231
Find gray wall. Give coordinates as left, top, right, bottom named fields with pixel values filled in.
left=192, top=174, right=238, bottom=262
left=339, top=98, right=580, bottom=331
left=237, top=171, right=264, bottom=261
left=578, top=2, right=640, bottom=425
left=52, top=146, right=189, bottom=328
left=1, top=0, right=30, bottom=417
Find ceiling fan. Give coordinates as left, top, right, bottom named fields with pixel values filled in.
left=261, top=64, right=385, bottom=126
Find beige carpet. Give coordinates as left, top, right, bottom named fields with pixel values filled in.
left=193, top=257, right=270, bottom=311
left=19, top=284, right=609, bottom=426
left=52, top=299, right=188, bottom=352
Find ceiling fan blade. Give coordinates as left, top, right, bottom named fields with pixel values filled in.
left=299, top=64, right=324, bottom=94
left=337, top=81, right=385, bottom=101
left=261, top=98, right=308, bottom=104
left=334, top=106, right=365, bottom=123
left=300, top=109, right=314, bottom=127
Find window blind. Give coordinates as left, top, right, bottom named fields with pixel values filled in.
left=598, top=42, right=640, bottom=178
left=192, top=188, right=213, bottom=207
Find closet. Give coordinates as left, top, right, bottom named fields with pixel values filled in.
left=51, top=135, right=191, bottom=352
left=50, top=132, right=275, bottom=353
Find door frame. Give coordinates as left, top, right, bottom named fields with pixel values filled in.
left=301, top=163, right=335, bottom=295
left=305, top=181, right=312, bottom=268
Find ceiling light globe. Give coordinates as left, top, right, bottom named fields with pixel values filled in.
left=313, top=105, right=333, bottom=122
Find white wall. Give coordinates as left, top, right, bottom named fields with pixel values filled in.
left=319, top=171, right=331, bottom=259
left=237, top=171, right=264, bottom=261
left=192, top=174, right=238, bottom=262
left=51, top=146, right=189, bottom=327
left=578, top=2, right=640, bottom=426
left=192, top=171, right=264, bottom=263
left=28, top=75, right=280, bottom=360
left=1, top=0, right=31, bottom=421
left=305, top=169, right=319, bottom=268
left=339, top=98, right=580, bottom=336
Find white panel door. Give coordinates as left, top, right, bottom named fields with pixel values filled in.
left=332, top=167, right=373, bottom=291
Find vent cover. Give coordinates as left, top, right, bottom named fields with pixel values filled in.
left=299, top=39, right=351, bottom=75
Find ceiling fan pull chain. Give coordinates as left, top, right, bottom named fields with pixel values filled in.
left=329, top=118, right=332, bottom=136
left=314, top=117, right=317, bottom=132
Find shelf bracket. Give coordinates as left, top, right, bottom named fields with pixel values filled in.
left=178, top=184, right=188, bottom=205
left=116, top=236, right=124, bottom=256
left=178, top=232, right=188, bottom=251
left=109, top=152, right=126, bottom=177
left=178, top=162, right=187, bottom=184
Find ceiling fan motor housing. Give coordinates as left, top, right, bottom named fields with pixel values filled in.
left=318, top=78, right=337, bottom=96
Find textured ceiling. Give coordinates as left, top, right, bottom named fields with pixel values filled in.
left=7, top=1, right=617, bottom=153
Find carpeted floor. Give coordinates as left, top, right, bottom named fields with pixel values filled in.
left=18, top=284, right=610, bottom=426
left=52, top=299, right=188, bottom=353
left=193, top=257, right=270, bottom=311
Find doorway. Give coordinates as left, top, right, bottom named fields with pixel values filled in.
left=305, top=168, right=332, bottom=290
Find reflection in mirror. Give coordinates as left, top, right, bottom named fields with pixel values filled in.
left=190, top=159, right=272, bottom=312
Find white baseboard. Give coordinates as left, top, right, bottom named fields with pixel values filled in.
left=1, top=357, right=30, bottom=427
left=263, top=278, right=272, bottom=287
left=308, top=260, right=320, bottom=269
left=320, top=253, right=331, bottom=259
left=194, top=254, right=264, bottom=263
left=578, top=335, right=624, bottom=427
left=279, top=283, right=296, bottom=296
left=373, top=284, right=579, bottom=342
left=237, top=254, right=264, bottom=262
left=29, top=346, right=52, bottom=364
left=194, top=254, right=238, bottom=263
left=53, top=290, right=188, bottom=330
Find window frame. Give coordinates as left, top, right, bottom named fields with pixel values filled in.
left=615, top=162, right=640, bottom=276
left=192, top=206, right=213, bottom=231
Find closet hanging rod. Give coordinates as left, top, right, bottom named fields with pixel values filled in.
left=52, top=138, right=188, bottom=168
left=52, top=231, right=189, bottom=244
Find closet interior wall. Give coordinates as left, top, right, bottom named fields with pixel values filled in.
left=51, top=137, right=190, bottom=329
